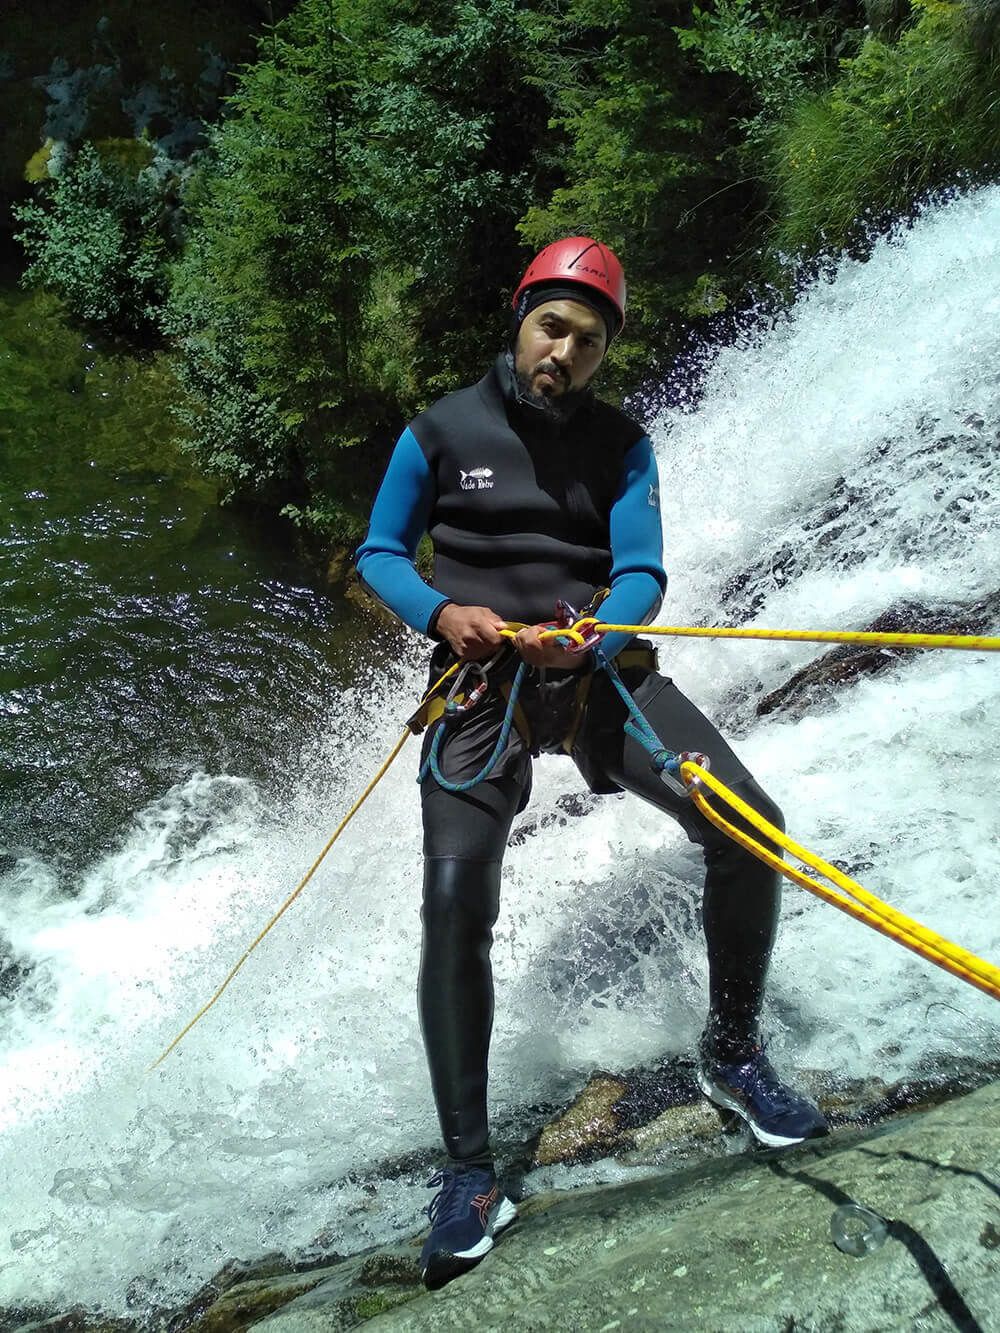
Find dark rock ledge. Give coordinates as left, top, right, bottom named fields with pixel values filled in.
left=755, top=589, right=1000, bottom=721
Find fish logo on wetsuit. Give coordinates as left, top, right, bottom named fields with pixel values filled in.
left=460, top=467, right=495, bottom=491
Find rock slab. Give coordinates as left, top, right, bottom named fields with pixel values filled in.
left=259, top=1081, right=1000, bottom=1332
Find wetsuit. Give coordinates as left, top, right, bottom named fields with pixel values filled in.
left=357, top=354, right=782, bottom=1162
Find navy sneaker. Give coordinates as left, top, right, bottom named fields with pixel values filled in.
left=419, top=1164, right=517, bottom=1289
left=698, top=1043, right=830, bottom=1148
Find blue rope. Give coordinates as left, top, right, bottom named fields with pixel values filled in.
left=595, top=650, right=681, bottom=776
left=419, top=648, right=682, bottom=793
left=418, top=662, right=528, bottom=792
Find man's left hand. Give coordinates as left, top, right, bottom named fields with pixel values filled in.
left=514, top=625, right=589, bottom=671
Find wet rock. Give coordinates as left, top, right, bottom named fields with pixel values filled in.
left=757, top=589, right=1000, bottom=718
left=605, top=1058, right=701, bottom=1135
left=1, top=1311, right=133, bottom=1333
left=185, top=1266, right=345, bottom=1333
left=617, top=1098, right=723, bottom=1163
left=244, top=1248, right=422, bottom=1331
left=533, top=1073, right=629, bottom=1166
left=349, top=1080, right=1000, bottom=1332
left=509, top=791, right=603, bottom=846
left=354, top=1255, right=419, bottom=1289
left=811, top=1073, right=895, bottom=1120
left=16, top=1063, right=1000, bottom=1332
left=171, top=1253, right=342, bottom=1333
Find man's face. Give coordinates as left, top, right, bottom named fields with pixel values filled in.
left=514, top=299, right=608, bottom=401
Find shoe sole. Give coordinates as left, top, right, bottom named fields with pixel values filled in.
left=697, top=1070, right=816, bottom=1148
left=422, top=1196, right=518, bottom=1289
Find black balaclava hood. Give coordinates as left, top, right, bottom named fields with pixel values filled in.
left=510, top=283, right=620, bottom=348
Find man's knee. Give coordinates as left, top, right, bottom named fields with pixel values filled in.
left=421, top=858, right=502, bottom=941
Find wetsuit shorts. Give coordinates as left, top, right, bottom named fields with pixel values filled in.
left=419, top=642, right=779, bottom=863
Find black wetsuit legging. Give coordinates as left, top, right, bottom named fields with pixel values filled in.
left=418, top=660, right=784, bottom=1163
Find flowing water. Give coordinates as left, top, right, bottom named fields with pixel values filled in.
left=2, top=189, right=1000, bottom=1317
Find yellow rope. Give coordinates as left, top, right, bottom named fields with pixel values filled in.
left=514, top=616, right=999, bottom=998
left=148, top=664, right=460, bottom=1071
left=152, top=613, right=1000, bottom=1072
left=532, top=620, right=1000, bottom=653
left=681, top=761, right=1000, bottom=1002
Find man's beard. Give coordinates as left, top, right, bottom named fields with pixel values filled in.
left=510, top=353, right=587, bottom=424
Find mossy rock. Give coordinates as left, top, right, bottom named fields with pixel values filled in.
left=92, top=138, right=156, bottom=175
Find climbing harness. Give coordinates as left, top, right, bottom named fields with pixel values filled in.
left=417, top=651, right=529, bottom=793
left=151, top=609, right=1000, bottom=1069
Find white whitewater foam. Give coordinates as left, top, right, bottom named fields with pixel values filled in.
left=2, top=188, right=1000, bottom=1314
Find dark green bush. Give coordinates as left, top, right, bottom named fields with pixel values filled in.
left=14, top=140, right=174, bottom=338
left=15, top=0, right=999, bottom=555
left=165, top=0, right=548, bottom=538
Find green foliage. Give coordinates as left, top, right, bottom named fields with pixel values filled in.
left=770, top=0, right=1000, bottom=254
left=165, top=4, right=374, bottom=511
left=167, top=0, right=548, bottom=517
left=15, top=0, right=1000, bottom=557
left=342, top=0, right=543, bottom=389
left=682, top=271, right=729, bottom=314
left=674, top=0, right=843, bottom=137
left=518, top=0, right=785, bottom=380
left=14, top=141, right=175, bottom=338
left=519, top=9, right=687, bottom=366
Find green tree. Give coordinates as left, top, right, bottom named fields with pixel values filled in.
left=518, top=0, right=772, bottom=377
left=168, top=0, right=552, bottom=540
left=165, top=4, right=372, bottom=528
left=14, top=140, right=173, bottom=339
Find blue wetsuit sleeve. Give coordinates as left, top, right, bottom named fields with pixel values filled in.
left=598, top=435, right=667, bottom=660
left=355, top=427, right=449, bottom=635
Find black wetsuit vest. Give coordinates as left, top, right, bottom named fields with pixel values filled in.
left=410, top=355, right=646, bottom=625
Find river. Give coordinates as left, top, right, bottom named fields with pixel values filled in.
left=1, top=188, right=999, bottom=1318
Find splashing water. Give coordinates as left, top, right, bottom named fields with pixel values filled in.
left=3, top=188, right=1000, bottom=1315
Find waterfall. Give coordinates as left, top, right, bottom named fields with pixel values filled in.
left=2, top=186, right=999, bottom=1315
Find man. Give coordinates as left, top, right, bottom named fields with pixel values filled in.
left=356, top=237, right=827, bottom=1289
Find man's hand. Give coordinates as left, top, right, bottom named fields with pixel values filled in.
left=514, top=624, right=589, bottom=671
left=436, top=604, right=507, bottom=660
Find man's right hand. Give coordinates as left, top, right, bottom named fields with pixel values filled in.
left=435, top=604, right=507, bottom=660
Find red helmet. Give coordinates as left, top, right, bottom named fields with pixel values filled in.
left=512, top=237, right=626, bottom=332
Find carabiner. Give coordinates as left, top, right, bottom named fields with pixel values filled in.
left=554, top=599, right=604, bottom=654
left=679, top=751, right=711, bottom=793
left=443, top=661, right=490, bottom=718
left=441, top=644, right=510, bottom=719
left=652, top=748, right=710, bottom=800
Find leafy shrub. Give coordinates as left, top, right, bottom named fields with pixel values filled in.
left=166, top=0, right=548, bottom=533
left=674, top=0, right=836, bottom=137
left=515, top=0, right=842, bottom=380
left=14, top=140, right=174, bottom=339
left=770, top=0, right=1000, bottom=255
